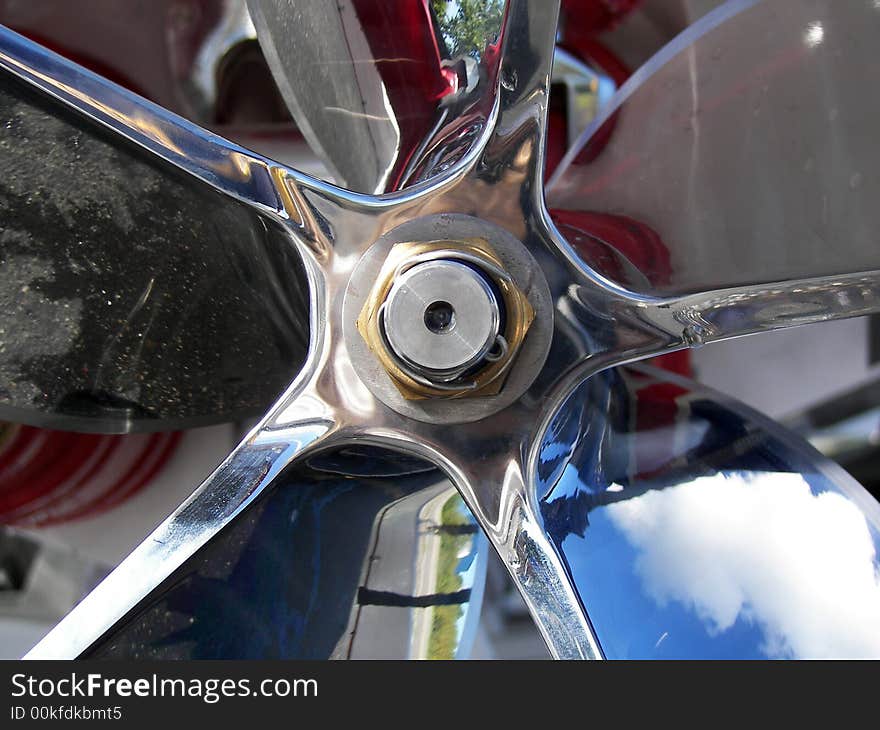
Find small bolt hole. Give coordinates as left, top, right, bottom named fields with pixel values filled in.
left=424, top=301, right=456, bottom=334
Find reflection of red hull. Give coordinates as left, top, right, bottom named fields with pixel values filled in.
left=562, top=0, right=642, bottom=38
left=546, top=4, right=634, bottom=178
left=351, top=0, right=455, bottom=191
left=0, top=424, right=179, bottom=527
left=549, top=1, right=687, bottom=376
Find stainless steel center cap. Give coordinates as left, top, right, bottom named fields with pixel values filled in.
left=382, top=259, right=501, bottom=375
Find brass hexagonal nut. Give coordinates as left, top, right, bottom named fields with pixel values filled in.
left=356, top=237, right=534, bottom=400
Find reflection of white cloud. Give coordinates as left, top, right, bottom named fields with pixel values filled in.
left=606, top=473, right=880, bottom=658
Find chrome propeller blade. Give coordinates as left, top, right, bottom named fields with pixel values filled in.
left=537, top=363, right=880, bottom=658
left=548, top=0, right=880, bottom=302
left=12, top=0, right=880, bottom=659
left=0, top=26, right=315, bottom=432
left=29, top=376, right=488, bottom=659
left=248, top=0, right=506, bottom=193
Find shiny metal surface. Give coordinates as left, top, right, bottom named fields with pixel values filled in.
left=539, top=364, right=880, bottom=658
left=345, top=482, right=488, bottom=659
left=67, top=452, right=486, bottom=659
left=345, top=215, right=552, bottom=421
left=548, top=0, right=880, bottom=295
left=0, top=23, right=301, bottom=213
left=249, top=0, right=505, bottom=193
left=11, top=0, right=880, bottom=659
left=0, top=72, right=310, bottom=432
left=551, top=47, right=615, bottom=148
left=383, top=259, right=501, bottom=375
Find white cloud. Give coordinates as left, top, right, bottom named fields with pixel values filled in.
left=606, top=472, right=880, bottom=658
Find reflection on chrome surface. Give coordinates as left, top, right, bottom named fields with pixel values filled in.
left=347, top=482, right=487, bottom=659
left=548, top=0, right=880, bottom=295
left=605, top=471, right=880, bottom=658
left=249, top=0, right=505, bottom=193
left=9, top=0, right=880, bottom=660
left=0, top=71, right=311, bottom=432
left=539, top=365, right=880, bottom=658
left=81, top=448, right=485, bottom=660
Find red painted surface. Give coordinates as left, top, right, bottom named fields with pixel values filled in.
left=0, top=425, right=180, bottom=526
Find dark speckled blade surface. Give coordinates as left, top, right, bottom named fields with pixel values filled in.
left=0, top=73, right=310, bottom=432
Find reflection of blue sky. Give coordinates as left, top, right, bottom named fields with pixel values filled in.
left=555, top=465, right=880, bottom=658
left=538, top=365, right=880, bottom=659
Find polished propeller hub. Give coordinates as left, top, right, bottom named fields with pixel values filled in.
left=355, top=235, right=535, bottom=401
